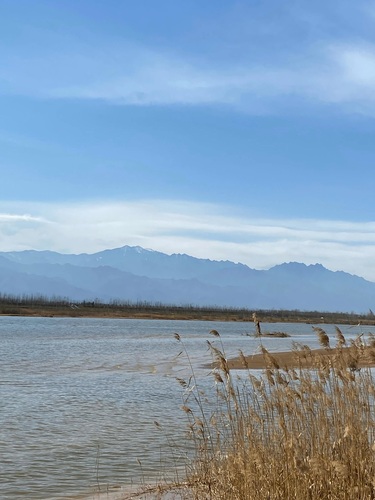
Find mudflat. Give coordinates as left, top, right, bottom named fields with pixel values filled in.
left=227, top=346, right=375, bottom=370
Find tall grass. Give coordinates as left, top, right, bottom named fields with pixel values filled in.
left=173, top=328, right=375, bottom=499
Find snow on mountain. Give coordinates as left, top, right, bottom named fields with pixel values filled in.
left=0, top=246, right=374, bottom=312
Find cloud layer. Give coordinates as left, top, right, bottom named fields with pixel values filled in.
left=1, top=200, right=375, bottom=281
left=3, top=32, right=375, bottom=114
left=54, top=43, right=375, bottom=113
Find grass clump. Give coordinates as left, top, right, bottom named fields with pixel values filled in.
left=174, top=328, right=375, bottom=499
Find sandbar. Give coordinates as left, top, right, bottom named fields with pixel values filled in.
left=226, top=346, right=375, bottom=370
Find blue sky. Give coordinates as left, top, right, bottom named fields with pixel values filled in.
left=2, top=0, right=375, bottom=279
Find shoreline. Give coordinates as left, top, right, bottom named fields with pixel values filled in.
left=1, top=303, right=374, bottom=325
left=226, top=346, right=375, bottom=370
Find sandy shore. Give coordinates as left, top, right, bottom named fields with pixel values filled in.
left=79, top=484, right=191, bottom=500
left=226, top=346, right=375, bottom=370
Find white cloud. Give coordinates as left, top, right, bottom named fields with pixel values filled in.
left=44, top=42, right=375, bottom=114
left=1, top=200, right=375, bottom=281
left=0, top=213, right=46, bottom=223
left=4, top=35, right=375, bottom=113
left=50, top=50, right=249, bottom=106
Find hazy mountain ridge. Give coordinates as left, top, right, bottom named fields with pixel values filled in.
left=0, top=246, right=374, bottom=312
left=1, top=246, right=244, bottom=280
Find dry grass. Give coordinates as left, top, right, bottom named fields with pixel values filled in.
left=171, top=327, right=375, bottom=499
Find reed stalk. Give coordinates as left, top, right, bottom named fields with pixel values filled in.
left=175, top=328, right=375, bottom=499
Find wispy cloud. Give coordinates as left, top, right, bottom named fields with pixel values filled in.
left=0, top=213, right=46, bottom=223
left=1, top=200, right=375, bottom=281
left=49, top=43, right=369, bottom=110
left=3, top=30, right=375, bottom=113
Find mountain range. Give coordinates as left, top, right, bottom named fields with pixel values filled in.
left=0, top=245, right=374, bottom=313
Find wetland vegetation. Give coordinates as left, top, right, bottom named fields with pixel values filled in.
left=134, top=327, right=375, bottom=499
left=0, top=293, right=374, bottom=325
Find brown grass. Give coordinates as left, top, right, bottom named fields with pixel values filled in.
left=170, top=327, right=375, bottom=499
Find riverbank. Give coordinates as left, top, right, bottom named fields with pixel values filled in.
left=0, top=300, right=374, bottom=324
left=226, top=345, right=375, bottom=370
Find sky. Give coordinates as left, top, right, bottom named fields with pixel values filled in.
left=2, top=0, right=375, bottom=280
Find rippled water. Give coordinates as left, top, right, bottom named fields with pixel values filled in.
left=0, top=317, right=370, bottom=499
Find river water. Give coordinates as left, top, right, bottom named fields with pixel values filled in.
left=0, top=316, right=370, bottom=499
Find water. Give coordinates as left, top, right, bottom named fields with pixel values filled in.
left=0, top=317, right=371, bottom=499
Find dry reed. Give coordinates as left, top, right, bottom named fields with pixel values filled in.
left=174, top=327, right=375, bottom=499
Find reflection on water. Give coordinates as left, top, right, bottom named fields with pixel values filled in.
left=0, top=317, right=369, bottom=499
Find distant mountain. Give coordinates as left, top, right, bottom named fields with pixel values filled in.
left=0, top=245, right=374, bottom=313
left=1, top=246, right=245, bottom=279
